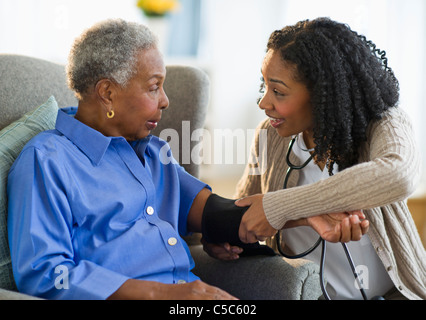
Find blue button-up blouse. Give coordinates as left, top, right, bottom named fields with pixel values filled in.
left=7, top=107, right=208, bottom=299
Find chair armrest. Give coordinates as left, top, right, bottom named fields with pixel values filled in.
left=190, top=245, right=322, bottom=300
left=0, top=288, right=42, bottom=300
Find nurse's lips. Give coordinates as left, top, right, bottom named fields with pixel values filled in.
left=268, top=116, right=285, bottom=128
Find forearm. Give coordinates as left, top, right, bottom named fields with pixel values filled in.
left=107, top=279, right=163, bottom=300
left=264, top=153, right=418, bottom=229
left=283, top=218, right=308, bottom=229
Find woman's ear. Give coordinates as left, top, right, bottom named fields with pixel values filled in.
left=95, top=79, right=116, bottom=109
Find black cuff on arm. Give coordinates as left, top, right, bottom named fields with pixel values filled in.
left=201, top=194, right=275, bottom=256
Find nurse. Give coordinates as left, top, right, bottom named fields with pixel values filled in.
left=212, top=18, right=425, bottom=300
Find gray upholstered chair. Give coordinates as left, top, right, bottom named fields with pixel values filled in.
left=0, top=54, right=322, bottom=300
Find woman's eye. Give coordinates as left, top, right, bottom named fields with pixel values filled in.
left=258, top=76, right=286, bottom=100
left=274, top=89, right=284, bottom=96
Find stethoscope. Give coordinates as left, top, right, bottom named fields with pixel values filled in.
left=276, top=135, right=370, bottom=300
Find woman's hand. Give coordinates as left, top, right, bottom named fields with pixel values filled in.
left=235, top=194, right=277, bottom=243
left=284, top=210, right=370, bottom=242
left=108, top=279, right=238, bottom=300
left=201, top=238, right=243, bottom=260
left=159, top=280, right=238, bottom=300
left=306, top=210, right=369, bottom=243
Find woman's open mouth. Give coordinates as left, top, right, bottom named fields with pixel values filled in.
left=146, top=121, right=158, bottom=130
left=269, top=117, right=285, bottom=128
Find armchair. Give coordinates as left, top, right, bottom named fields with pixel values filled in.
left=0, top=54, right=322, bottom=300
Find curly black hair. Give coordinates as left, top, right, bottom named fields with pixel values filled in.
left=265, top=17, right=400, bottom=174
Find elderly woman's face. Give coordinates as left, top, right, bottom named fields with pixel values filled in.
left=111, top=47, right=168, bottom=141
left=258, top=49, right=313, bottom=140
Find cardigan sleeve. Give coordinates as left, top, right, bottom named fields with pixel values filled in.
left=263, top=107, right=421, bottom=230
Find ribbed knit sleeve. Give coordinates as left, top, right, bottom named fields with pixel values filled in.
left=262, top=107, right=421, bottom=230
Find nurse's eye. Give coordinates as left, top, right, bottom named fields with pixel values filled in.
left=273, top=89, right=285, bottom=97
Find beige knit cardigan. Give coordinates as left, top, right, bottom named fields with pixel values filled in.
left=235, top=107, right=426, bottom=300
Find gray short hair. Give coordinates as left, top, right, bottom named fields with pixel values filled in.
left=66, top=19, right=158, bottom=99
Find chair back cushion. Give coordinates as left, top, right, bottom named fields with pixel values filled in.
left=154, top=65, right=210, bottom=177
left=0, top=97, right=58, bottom=290
left=0, top=54, right=77, bottom=130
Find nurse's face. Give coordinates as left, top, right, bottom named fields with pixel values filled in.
left=258, top=49, right=314, bottom=142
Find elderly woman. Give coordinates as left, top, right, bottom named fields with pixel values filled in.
left=229, top=18, right=425, bottom=299
left=7, top=19, right=232, bottom=300
left=7, top=19, right=366, bottom=300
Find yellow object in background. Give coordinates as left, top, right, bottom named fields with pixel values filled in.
left=137, top=0, right=180, bottom=17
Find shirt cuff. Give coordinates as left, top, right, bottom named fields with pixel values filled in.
left=65, top=262, right=129, bottom=300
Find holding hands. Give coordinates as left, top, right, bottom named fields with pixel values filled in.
left=203, top=193, right=369, bottom=260
left=236, top=194, right=369, bottom=243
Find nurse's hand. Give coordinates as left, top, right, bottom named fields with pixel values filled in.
left=236, top=194, right=277, bottom=243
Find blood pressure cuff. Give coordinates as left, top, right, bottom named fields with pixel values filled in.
left=201, top=193, right=275, bottom=257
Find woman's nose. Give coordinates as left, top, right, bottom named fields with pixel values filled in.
left=258, top=93, right=272, bottom=111
left=160, top=90, right=169, bottom=110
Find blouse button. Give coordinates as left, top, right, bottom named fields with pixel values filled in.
left=168, top=237, right=178, bottom=246
left=146, top=206, right=154, bottom=215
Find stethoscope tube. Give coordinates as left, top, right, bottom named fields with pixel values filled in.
left=277, top=136, right=369, bottom=300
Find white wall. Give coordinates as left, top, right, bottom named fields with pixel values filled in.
left=1, top=0, right=425, bottom=187
left=197, top=0, right=426, bottom=185
left=0, top=0, right=144, bottom=63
